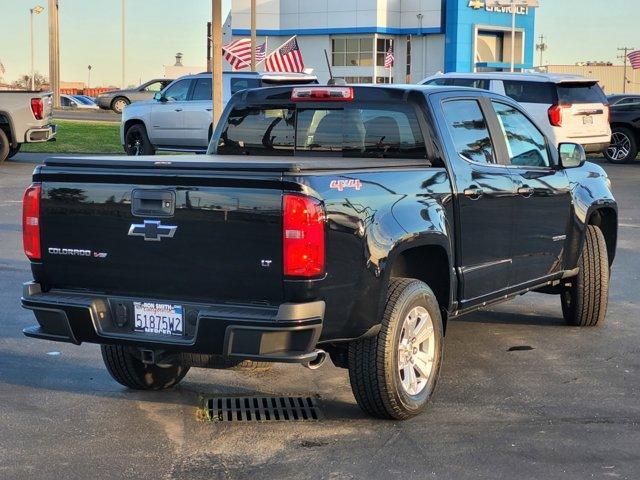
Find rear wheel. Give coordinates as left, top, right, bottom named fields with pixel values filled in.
left=101, top=345, right=189, bottom=390
left=348, top=278, right=444, bottom=420
left=605, top=127, right=637, bottom=164
left=111, top=97, right=130, bottom=114
left=561, top=225, right=609, bottom=327
left=0, top=129, right=10, bottom=164
left=124, top=124, right=155, bottom=156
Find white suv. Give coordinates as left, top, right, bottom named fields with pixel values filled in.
left=121, top=71, right=318, bottom=155
left=420, top=72, right=611, bottom=153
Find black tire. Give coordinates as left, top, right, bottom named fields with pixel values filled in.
left=348, top=278, right=444, bottom=420
left=0, top=129, right=10, bottom=164
left=8, top=143, right=21, bottom=159
left=101, top=345, right=189, bottom=390
left=111, top=97, right=130, bottom=114
left=604, top=127, right=638, bottom=164
left=561, top=225, right=609, bottom=327
left=124, top=124, right=155, bottom=156
left=179, top=353, right=272, bottom=372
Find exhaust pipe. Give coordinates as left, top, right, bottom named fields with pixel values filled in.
left=304, top=349, right=327, bottom=370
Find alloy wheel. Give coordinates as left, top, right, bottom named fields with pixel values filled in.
left=607, top=131, right=631, bottom=161
left=397, top=306, right=436, bottom=396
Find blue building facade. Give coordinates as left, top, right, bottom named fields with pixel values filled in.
left=229, top=0, right=537, bottom=83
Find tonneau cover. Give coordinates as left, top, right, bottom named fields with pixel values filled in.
left=43, top=154, right=429, bottom=173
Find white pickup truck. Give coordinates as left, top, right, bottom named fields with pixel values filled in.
left=0, top=90, right=56, bottom=163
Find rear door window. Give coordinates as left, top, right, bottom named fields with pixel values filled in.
left=557, top=82, right=607, bottom=104
left=441, top=99, right=496, bottom=164
left=425, top=78, right=489, bottom=90
left=503, top=81, right=556, bottom=104
left=231, top=78, right=261, bottom=95
left=191, top=78, right=212, bottom=101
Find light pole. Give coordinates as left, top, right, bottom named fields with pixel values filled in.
left=250, top=0, right=257, bottom=71
left=121, top=0, right=125, bottom=88
left=30, top=5, right=45, bottom=90
left=486, top=0, right=539, bottom=72
left=211, top=0, right=223, bottom=128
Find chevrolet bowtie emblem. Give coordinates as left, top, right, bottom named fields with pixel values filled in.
left=469, top=0, right=485, bottom=9
left=128, top=220, right=177, bottom=242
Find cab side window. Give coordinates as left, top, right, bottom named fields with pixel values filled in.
left=442, top=99, right=496, bottom=164
left=163, top=79, right=191, bottom=102
left=492, top=102, right=550, bottom=168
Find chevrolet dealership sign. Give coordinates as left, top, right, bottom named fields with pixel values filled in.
left=468, top=0, right=530, bottom=15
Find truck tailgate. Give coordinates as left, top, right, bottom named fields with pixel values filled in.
left=37, top=165, right=285, bottom=304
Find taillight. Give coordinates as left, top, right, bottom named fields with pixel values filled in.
left=283, top=194, right=325, bottom=277
left=548, top=104, right=570, bottom=127
left=23, top=183, right=42, bottom=261
left=31, top=98, right=44, bottom=120
left=291, top=87, right=354, bottom=102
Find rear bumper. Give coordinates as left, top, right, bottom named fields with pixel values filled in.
left=21, top=282, right=324, bottom=364
left=582, top=142, right=610, bottom=154
left=25, top=124, right=57, bottom=143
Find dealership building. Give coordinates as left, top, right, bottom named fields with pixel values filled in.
left=229, top=0, right=537, bottom=83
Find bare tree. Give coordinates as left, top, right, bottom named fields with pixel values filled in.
left=12, top=72, right=48, bottom=90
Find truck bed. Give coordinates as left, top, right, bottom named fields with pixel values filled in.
left=43, top=154, right=431, bottom=173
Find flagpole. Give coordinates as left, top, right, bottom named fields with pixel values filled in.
left=250, top=0, right=257, bottom=71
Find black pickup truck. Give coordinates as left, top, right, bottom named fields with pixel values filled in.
left=21, top=85, right=617, bottom=420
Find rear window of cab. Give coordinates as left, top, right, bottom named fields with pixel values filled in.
left=217, top=104, right=427, bottom=159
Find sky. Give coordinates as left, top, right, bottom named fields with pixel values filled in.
left=0, top=0, right=637, bottom=87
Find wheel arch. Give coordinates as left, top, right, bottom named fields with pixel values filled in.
left=0, top=112, right=16, bottom=145
left=384, top=236, right=454, bottom=329
left=111, top=96, right=131, bottom=109
left=587, top=206, right=617, bottom=265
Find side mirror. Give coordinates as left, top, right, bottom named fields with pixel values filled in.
left=558, top=143, right=586, bottom=169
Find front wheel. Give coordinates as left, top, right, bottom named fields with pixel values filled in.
left=124, top=124, right=155, bottom=156
left=604, top=127, right=637, bottom=164
left=101, top=345, right=189, bottom=390
left=561, top=225, right=610, bottom=327
left=8, top=144, right=21, bottom=159
left=0, top=129, right=10, bottom=164
left=348, top=278, right=444, bottom=420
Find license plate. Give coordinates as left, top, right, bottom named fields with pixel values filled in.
left=133, top=302, right=183, bottom=336
left=583, top=116, right=594, bottom=125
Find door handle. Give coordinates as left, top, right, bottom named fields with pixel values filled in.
left=174, top=108, right=183, bottom=112
left=463, top=187, right=484, bottom=200
left=206, top=108, right=213, bottom=112
left=518, top=186, right=534, bottom=198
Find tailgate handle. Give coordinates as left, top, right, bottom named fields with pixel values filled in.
left=131, top=189, right=175, bottom=217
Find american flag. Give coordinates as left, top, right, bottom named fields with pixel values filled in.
left=265, top=36, right=305, bottom=73
left=384, top=45, right=395, bottom=69
left=223, top=38, right=266, bottom=71
left=628, top=50, right=640, bottom=70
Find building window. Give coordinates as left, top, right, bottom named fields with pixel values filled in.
left=376, top=38, right=393, bottom=67
left=406, top=35, right=411, bottom=78
left=332, top=37, right=374, bottom=67
left=338, top=76, right=373, bottom=84
left=376, top=77, right=394, bottom=84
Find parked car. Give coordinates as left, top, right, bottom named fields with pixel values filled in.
left=60, top=94, right=99, bottom=110
left=72, top=95, right=99, bottom=109
left=95, top=79, right=174, bottom=114
left=121, top=71, right=318, bottom=155
left=606, top=94, right=640, bottom=107
left=604, top=95, right=640, bottom=163
left=420, top=72, right=612, bottom=153
left=21, top=84, right=617, bottom=420
left=0, top=90, right=56, bottom=163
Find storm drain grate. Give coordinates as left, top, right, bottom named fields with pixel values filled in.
left=207, top=395, right=322, bottom=422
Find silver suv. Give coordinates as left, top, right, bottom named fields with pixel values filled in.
left=121, top=71, right=318, bottom=155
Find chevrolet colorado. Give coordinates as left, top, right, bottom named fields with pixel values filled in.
left=21, top=85, right=617, bottom=420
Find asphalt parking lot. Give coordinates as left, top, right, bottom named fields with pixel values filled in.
left=1, top=155, right=639, bottom=480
